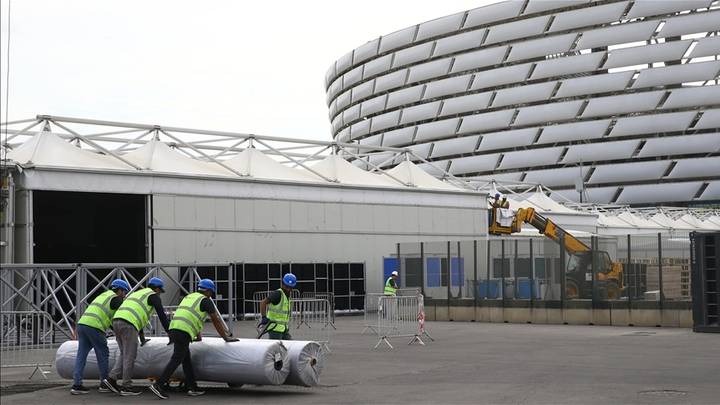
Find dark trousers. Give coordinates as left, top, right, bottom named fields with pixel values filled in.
left=156, top=329, right=196, bottom=388
left=73, top=324, right=110, bottom=386
left=268, top=330, right=291, bottom=340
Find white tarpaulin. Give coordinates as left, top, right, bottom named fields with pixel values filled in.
left=384, top=160, right=462, bottom=191
left=282, top=340, right=324, bottom=387
left=223, top=148, right=324, bottom=183
left=677, top=214, right=717, bottom=230
left=7, top=131, right=131, bottom=170
left=310, top=155, right=400, bottom=187
left=650, top=213, right=693, bottom=230
left=122, top=140, right=232, bottom=177
left=616, top=211, right=665, bottom=230
left=523, top=190, right=578, bottom=214
left=55, top=337, right=290, bottom=386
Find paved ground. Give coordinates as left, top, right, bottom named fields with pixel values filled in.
left=2, top=317, right=718, bottom=404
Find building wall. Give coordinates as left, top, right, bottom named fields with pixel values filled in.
left=325, top=0, right=720, bottom=205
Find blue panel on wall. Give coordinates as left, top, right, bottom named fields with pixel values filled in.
left=383, top=257, right=399, bottom=286
left=426, top=257, right=441, bottom=287
left=451, top=257, right=464, bottom=286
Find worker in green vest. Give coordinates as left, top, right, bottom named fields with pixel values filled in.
left=149, top=279, right=238, bottom=400
left=106, top=277, right=170, bottom=396
left=70, top=279, right=130, bottom=395
left=384, top=271, right=399, bottom=296
left=259, top=273, right=296, bottom=340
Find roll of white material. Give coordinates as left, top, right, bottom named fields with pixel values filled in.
left=55, top=337, right=289, bottom=385
left=281, top=340, right=325, bottom=387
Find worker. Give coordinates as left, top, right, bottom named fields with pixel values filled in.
left=259, top=273, right=296, bottom=340
left=501, top=195, right=509, bottom=209
left=491, top=193, right=502, bottom=208
left=384, top=270, right=399, bottom=296
left=106, top=277, right=169, bottom=396
left=70, top=279, right=130, bottom=395
left=149, top=279, right=239, bottom=400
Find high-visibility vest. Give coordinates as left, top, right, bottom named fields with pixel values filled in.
left=384, top=277, right=397, bottom=296
left=78, top=290, right=118, bottom=332
left=267, top=289, right=290, bottom=333
left=169, top=292, right=207, bottom=340
left=113, top=288, right=155, bottom=331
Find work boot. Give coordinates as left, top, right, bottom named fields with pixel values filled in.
left=119, top=385, right=142, bottom=396
left=149, top=383, right=169, bottom=400
left=100, top=378, right=120, bottom=394
left=187, top=386, right=206, bottom=396
left=70, top=385, right=89, bottom=395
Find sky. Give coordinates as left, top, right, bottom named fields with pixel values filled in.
left=0, top=0, right=496, bottom=141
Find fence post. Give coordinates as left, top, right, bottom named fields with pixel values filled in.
left=627, top=234, right=633, bottom=305
left=501, top=239, right=506, bottom=306
left=473, top=240, right=478, bottom=312
left=560, top=233, right=566, bottom=304
left=486, top=239, right=491, bottom=300
left=657, top=233, right=664, bottom=304
left=529, top=238, right=534, bottom=305
left=591, top=236, right=597, bottom=306
left=420, top=242, right=425, bottom=296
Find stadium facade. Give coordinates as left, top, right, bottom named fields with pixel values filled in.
left=325, top=0, right=720, bottom=206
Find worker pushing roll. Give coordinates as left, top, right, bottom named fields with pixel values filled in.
left=70, top=279, right=130, bottom=395
left=150, top=278, right=239, bottom=400
left=384, top=270, right=399, bottom=296
left=259, top=273, right=296, bottom=340
left=107, top=277, right=169, bottom=396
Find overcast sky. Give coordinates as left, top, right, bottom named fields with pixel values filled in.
left=0, top=0, right=496, bottom=141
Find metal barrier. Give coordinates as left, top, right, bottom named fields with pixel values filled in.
left=374, top=294, right=433, bottom=350
left=301, top=291, right=336, bottom=327
left=291, top=298, right=334, bottom=351
left=0, top=311, right=63, bottom=379
left=249, top=289, right=301, bottom=321
left=362, top=293, right=385, bottom=334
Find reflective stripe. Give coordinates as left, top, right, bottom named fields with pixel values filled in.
left=169, top=292, right=207, bottom=340
left=113, top=288, right=154, bottom=330
left=267, top=289, right=290, bottom=333
left=78, top=290, right=117, bottom=331
left=384, top=277, right=397, bottom=296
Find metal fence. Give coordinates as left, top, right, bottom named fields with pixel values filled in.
left=374, top=295, right=432, bottom=350
left=0, top=311, right=61, bottom=378
left=395, top=232, right=693, bottom=306
left=302, top=291, right=336, bottom=326
left=291, top=298, right=334, bottom=351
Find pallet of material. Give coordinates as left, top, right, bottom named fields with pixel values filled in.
left=646, top=265, right=691, bottom=300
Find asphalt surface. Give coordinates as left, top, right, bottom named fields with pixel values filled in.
left=1, top=317, right=718, bottom=404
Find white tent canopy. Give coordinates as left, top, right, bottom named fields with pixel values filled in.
left=122, top=139, right=231, bottom=177
left=385, top=160, right=461, bottom=191
left=223, top=148, right=324, bottom=183
left=309, top=155, right=400, bottom=187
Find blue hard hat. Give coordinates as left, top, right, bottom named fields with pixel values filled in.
left=110, top=279, right=130, bottom=292
left=198, top=278, right=216, bottom=292
left=282, top=273, right=297, bottom=287
left=148, top=277, right=165, bottom=292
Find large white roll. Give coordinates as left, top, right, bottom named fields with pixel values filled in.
left=55, top=337, right=289, bottom=386
left=281, top=340, right=325, bottom=387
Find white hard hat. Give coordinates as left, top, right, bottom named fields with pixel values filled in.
left=391, top=271, right=399, bottom=276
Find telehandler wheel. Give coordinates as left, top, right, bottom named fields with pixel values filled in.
left=565, top=279, right=580, bottom=299
left=605, top=280, right=621, bottom=300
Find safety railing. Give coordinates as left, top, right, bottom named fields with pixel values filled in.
left=291, top=298, right=334, bottom=351
left=301, top=291, right=336, bottom=327
left=362, top=293, right=385, bottom=334
left=0, top=311, right=63, bottom=379
left=374, top=294, right=433, bottom=350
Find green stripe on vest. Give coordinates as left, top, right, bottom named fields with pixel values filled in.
left=267, top=289, right=290, bottom=333
left=169, top=292, right=207, bottom=340
left=113, top=287, right=155, bottom=331
left=384, top=277, right=397, bottom=296
left=78, top=290, right=118, bottom=332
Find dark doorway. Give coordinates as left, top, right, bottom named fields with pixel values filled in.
left=33, top=191, right=146, bottom=263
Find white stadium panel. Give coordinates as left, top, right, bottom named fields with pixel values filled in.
left=433, top=30, right=486, bottom=57
left=451, top=46, right=508, bottom=73
left=616, top=182, right=703, bottom=204
left=399, top=101, right=442, bottom=125
left=582, top=91, right=665, bottom=118
left=549, top=2, right=628, bottom=32
left=691, top=36, right=720, bottom=59
left=551, top=186, right=618, bottom=204
left=370, top=110, right=401, bottom=133
left=327, top=79, right=342, bottom=103
left=358, top=133, right=382, bottom=147
left=331, top=114, right=343, bottom=134
left=414, top=118, right=460, bottom=142
left=523, top=0, right=589, bottom=15
left=694, top=109, right=720, bottom=130
left=588, top=161, right=671, bottom=184
left=498, top=147, right=564, bottom=170
left=449, top=153, right=500, bottom=174
left=492, top=81, right=556, bottom=108
left=407, top=143, right=433, bottom=161
left=351, top=80, right=374, bottom=103
left=379, top=26, right=417, bottom=54
left=463, top=1, right=523, bottom=29
left=659, top=10, right=720, bottom=38
left=352, top=38, right=380, bottom=65
left=531, top=52, right=604, bottom=79
left=360, top=94, right=388, bottom=116
left=627, top=0, right=713, bottom=19
left=701, top=181, right=720, bottom=200
left=555, top=71, right=633, bottom=98
left=484, top=15, right=551, bottom=45
left=576, top=21, right=659, bottom=50
left=477, top=128, right=539, bottom=151
left=386, top=84, right=424, bottom=109
left=336, top=90, right=351, bottom=111
left=638, top=133, right=720, bottom=158
left=472, top=172, right=524, bottom=183
left=335, top=51, right=353, bottom=76
left=325, top=63, right=336, bottom=90
left=430, top=135, right=480, bottom=158
left=563, top=139, right=640, bottom=163
left=524, top=167, right=590, bottom=187
left=336, top=127, right=350, bottom=143
left=417, top=160, right=449, bottom=176
left=349, top=119, right=370, bottom=139
left=363, top=54, right=393, bottom=79
left=537, top=120, right=611, bottom=144
left=514, top=100, right=584, bottom=126
left=632, top=61, right=720, bottom=89
left=662, top=86, right=720, bottom=110
left=382, top=127, right=416, bottom=147
left=470, top=64, right=532, bottom=90
left=604, top=40, right=692, bottom=69
left=423, top=75, right=472, bottom=100
left=392, top=42, right=434, bottom=68
left=328, top=99, right=338, bottom=120
left=440, top=92, right=493, bottom=116
left=407, top=58, right=453, bottom=83
left=609, top=111, right=697, bottom=137
left=506, top=33, right=576, bottom=62
left=458, top=110, right=515, bottom=133
left=374, top=69, right=408, bottom=94
left=342, top=104, right=361, bottom=123
left=668, top=157, right=720, bottom=179
left=415, top=12, right=465, bottom=42
left=342, top=65, right=363, bottom=90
